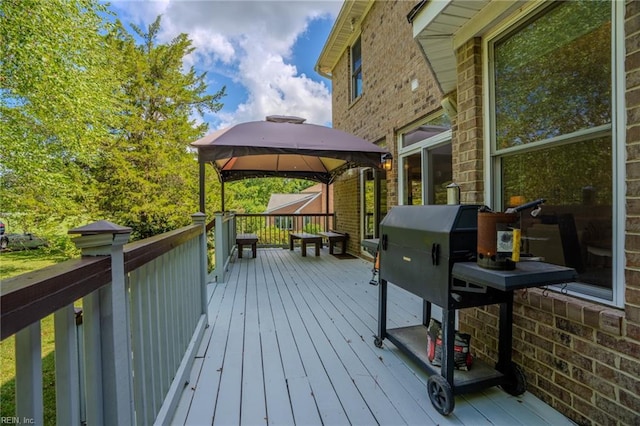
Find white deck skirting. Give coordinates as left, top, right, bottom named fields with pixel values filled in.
left=172, top=248, right=574, bottom=426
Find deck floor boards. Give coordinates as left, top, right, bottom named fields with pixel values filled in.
left=172, top=248, right=574, bottom=426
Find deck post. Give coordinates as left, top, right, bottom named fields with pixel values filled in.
left=70, top=221, right=134, bottom=425
left=214, top=212, right=227, bottom=283
left=192, top=212, right=209, bottom=314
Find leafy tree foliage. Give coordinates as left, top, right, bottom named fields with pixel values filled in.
left=2, top=3, right=315, bottom=241
left=225, top=178, right=315, bottom=213
left=0, top=0, right=119, bottom=232
left=92, top=16, right=226, bottom=239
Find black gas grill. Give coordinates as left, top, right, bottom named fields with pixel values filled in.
left=378, top=204, right=478, bottom=307
left=373, top=204, right=577, bottom=416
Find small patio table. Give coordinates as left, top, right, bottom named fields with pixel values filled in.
left=319, top=231, right=348, bottom=254
left=289, top=232, right=322, bottom=257
left=236, top=233, right=258, bottom=258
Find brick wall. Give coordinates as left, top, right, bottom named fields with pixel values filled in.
left=457, top=2, right=640, bottom=423
left=329, top=0, right=639, bottom=423
left=333, top=169, right=361, bottom=254
left=331, top=0, right=442, bottom=250
left=460, top=287, right=638, bottom=424
left=454, top=38, right=484, bottom=205
left=625, top=0, right=640, bottom=337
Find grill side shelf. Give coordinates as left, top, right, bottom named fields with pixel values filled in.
left=451, top=261, right=578, bottom=291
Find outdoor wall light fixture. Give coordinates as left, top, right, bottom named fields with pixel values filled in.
left=381, top=153, right=393, bottom=171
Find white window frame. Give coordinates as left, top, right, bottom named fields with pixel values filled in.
left=351, top=36, right=362, bottom=101
left=398, top=129, right=451, bottom=206
left=482, top=0, right=625, bottom=307
left=275, top=216, right=293, bottom=231
left=360, top=168, right=375, bottom=245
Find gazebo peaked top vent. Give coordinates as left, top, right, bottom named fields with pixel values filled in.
left=265, top=115, right=306, bottom=124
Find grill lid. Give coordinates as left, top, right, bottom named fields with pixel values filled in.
left=380, top=205, right=478, bottom=233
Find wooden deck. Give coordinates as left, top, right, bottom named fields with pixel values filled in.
left=172, top=248, right=574, bottom=425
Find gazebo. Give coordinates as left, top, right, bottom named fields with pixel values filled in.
left=191, top=115, right=392, bottom=212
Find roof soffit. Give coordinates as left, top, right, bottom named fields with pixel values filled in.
left=410, top=0, right=524, bottom=94
left=315, top=0, right=375, bottom=78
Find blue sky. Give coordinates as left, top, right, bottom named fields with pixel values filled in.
left=108, top=1, right=342, bottom=130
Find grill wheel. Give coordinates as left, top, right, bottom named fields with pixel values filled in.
left=500, top=362, right=527, bottom=396
left=427, top=374, right=455, bottom=416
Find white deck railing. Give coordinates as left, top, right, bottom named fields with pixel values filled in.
left=1, top=213, right=209, bottom=425
left=213, top=211, right=236, bottom=283
left=1, top=211, right=336, bottom=424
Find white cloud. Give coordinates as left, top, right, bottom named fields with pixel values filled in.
left=189, top=30, right=236, bottom=65
left=214, top=34, right=331, bottom=127
left=111, top=0, right=342, bottom=128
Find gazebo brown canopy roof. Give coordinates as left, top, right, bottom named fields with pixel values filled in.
left=191, top=115, right=391, bottom=211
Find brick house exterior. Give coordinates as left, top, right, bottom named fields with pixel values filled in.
left=326, top=1, right=442, bottom=254
left=316, top=1, right=639, bottom=424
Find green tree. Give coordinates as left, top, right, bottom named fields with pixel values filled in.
left=225, top=178, right=315, bottom=213
left=96, top=17, right=225, bottom=238
left=0, top=0, right=119, bottom=232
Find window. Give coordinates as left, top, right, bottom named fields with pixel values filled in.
left=402, top=153, right=422, bottom=205
left=399, top=113, right=451, bottom=205
left=428, top=143, right=453, bottom=205
left=351, top=37, right=362, bottom=100
left=275, top=216, right=292, bottom=230
left=488, top=1, right=619, bottom=302
left=362, top=168, right=387, bottom=240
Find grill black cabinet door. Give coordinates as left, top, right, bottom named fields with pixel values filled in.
left=379, top=205, right=479, bottom=307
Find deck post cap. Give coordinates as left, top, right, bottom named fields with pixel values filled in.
left=68, top=220, right=132, bottom=235
left=192, top=212, right=206, bottom=225
left=69, top=220, right=131, bottom=255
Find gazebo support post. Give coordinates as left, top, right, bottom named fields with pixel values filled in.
left=325, top=182, right=330, bottom=231
left=199, top=162, right=205, bottom=213
left=221, top=181, right=225, bottom=212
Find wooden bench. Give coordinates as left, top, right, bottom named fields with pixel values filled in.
left=236, top=233, right=258, bottom=258
left=319, top=231, right=349, bottom=255
left=289, top=232, right=322, bottom=257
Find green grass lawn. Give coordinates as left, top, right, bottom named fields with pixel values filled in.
left=1, top=248, right=69, bottom=423
left=0, top=248, right=68, bottom=278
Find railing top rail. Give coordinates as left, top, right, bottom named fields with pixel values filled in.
left=1, top=256, right=111, bottom=340
left=236, top=213, right=334, bottom=217
left=124, top=224, right=201, bottom=272
left=1, top=222, right=204, bottom=341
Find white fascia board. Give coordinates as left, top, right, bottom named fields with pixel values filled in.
left=412, top=0, right=453, bottom=38
left=295, top=192, right=322, bottom=214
